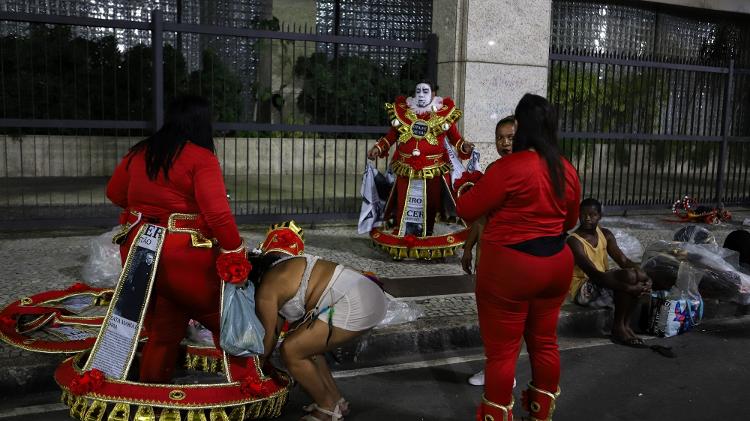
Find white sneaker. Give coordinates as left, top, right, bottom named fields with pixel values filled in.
left=468, top=370, right=485, bottom=386
left=467, top=370, right=517, bottom=388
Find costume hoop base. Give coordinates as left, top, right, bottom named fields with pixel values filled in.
left=369, top=226, right=469, bottom=260
left=55, top=351, right=291, bottom=421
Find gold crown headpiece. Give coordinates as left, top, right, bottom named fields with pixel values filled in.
left=258, top=220, right=305, bottom=256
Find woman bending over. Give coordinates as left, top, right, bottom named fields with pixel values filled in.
left=250, top=234, right=387, bottom=421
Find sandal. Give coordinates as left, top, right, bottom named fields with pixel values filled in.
left=300, top=402, right=344, bottom=421
left=303, top=398, right=350, bottom=416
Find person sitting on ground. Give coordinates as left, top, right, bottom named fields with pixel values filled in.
left=567, top=198, right=654, bottom=347
left=461, top=114, right=515, bottom=387
left=251, top=226, right=387, bottom=421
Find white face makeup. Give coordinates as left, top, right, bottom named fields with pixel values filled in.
left=414, top=83, right=433, bottom=108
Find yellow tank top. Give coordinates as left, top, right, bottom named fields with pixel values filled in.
left=568, top=226, right=609, bottom=299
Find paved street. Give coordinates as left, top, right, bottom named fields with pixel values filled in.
left=2, top=316, right=748, bottom=421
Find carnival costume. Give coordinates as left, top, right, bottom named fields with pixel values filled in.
left=106, top=142, right=258, bottom=384
left=0, top=144, right=294, bottom=420
left=456, top=151, right=581, bottom=421
left=370, top=95, right=472, bottom=259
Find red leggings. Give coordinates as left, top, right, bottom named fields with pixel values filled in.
left=476, top=243, right=573, bottom=405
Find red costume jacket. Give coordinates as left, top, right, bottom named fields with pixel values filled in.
left=374, top=96, right=471, bottom=178
left=456, top=150, right=581, bottom=245
left=107, top=143, right=241, bottom=250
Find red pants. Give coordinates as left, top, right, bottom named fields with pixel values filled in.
left=120, top=228, right=252, bottom=383
left=476, top=243, right=573, bottom=405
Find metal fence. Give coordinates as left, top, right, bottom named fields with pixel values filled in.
left=550, top=0, right=750, bottom=209
left=0, top=9, right=436, bottom=228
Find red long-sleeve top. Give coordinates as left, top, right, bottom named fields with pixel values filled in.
left=456, top=150, right=581, bottom=246
left=106, top=142, right=242, bottom=250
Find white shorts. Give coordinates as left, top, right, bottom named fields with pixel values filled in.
left=316, top=266, right=387, bottom=332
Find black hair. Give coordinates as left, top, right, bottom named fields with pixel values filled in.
left=128, top=95, right=214, bottom=180
left=513, top=93, right=565, bottom=198
left=723, top=230, right=750, bottom=265
left=496, top=115, right=515, bottom=130
left=247, top=253, right=286, bottom=287
left=579, top=198, right=602, bottom=214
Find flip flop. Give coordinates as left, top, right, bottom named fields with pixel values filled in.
left=610, top=336, right=649, bottom=349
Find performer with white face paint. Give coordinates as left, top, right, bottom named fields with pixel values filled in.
left=366, top=80, right=475, bottom=260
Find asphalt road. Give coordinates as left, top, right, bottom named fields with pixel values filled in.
left=2, top=316, right=748, bottom=421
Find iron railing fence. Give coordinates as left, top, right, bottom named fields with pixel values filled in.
left=550, top=52, right=750, bottom=208
left=550, top=0, right=750, bottom=209
left=0, top=10, right=435, bottom=228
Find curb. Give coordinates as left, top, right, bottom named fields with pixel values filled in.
left=0, top=299, right=745, bottom=397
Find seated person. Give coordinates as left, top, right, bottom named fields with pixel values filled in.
left=251, top=225, right=387, bottom=421
left=567, top=198, right=655, bottom=347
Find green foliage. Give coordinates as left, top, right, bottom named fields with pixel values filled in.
left=187, top=49, right=243, bottom=123
left=0, top=24, right=243, bottom=133
left=293, top=51, right=428, bottom=126
left=549, top=62, right=670, bottom=167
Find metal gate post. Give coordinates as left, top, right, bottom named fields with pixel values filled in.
left=151, top=9, right=164, bottom=131
left=426, top=33, right=439, bottom=85
left=715, top=59, right=734, bottom=207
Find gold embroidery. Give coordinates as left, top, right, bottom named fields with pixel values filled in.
left=169, top=390, right=187, bottom=401
left=168, top=213, right=215, bottom=248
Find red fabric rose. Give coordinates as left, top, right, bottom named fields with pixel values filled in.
left=239, top=377, right=263, bottom=397
left=66, top=282, right=89, bottom=293
left=216, top=252, right=252, bottom=284
left=402, top=234, right=419, bottom=249
left=69, top=378, right=87, bottom=395
left=87, top=369, right=106, bottom=390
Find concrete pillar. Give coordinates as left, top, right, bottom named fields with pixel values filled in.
left=433, top=0, right=552, bottom=167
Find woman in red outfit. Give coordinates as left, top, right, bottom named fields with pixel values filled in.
left=106, top=96, right=251, bottom=383
left=456, top=94, right=581, bottom=421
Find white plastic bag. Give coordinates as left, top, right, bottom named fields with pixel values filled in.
left=220, top=282, right=265, bottom=357
left=81, top=226, right=123, bottom=287
left=358, top=160, right=384, bottom=234
left=377, top=294, right=424, bottom=327
left=610, top=228, right=643, bottom=263
left=187, top=320, right=215, bottom=346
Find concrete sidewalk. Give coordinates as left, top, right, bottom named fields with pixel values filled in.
left=1, top=209, right=749, bottom=395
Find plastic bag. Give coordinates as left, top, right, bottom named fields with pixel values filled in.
left=220, top=282, right=265, bottom=357
left=187, top=320, right=215, bottom=346
left=673, top=225, right=716, bottom=246
left=358, top=160, right=385, bottom=234
left=377, top=294, right=424, bottom=327
left=641, top=240, right=750, bottom=304
left=647, top=262, right=704, bottom=337
left=610, top=228, right=643, bottom=263
left=81, top=226, right=123, bottom=287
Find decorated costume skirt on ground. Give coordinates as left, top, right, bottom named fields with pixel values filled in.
left=0, top=223, right=291, bottom=420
